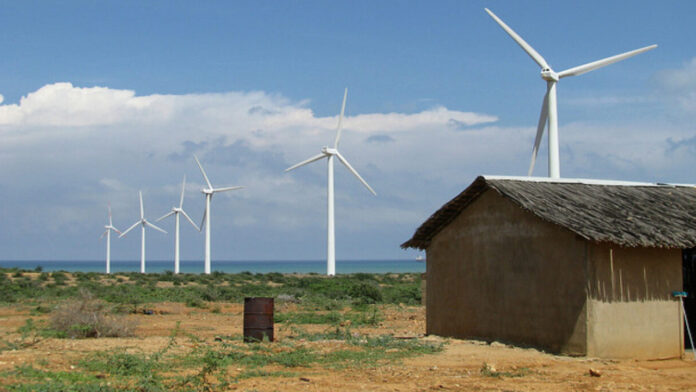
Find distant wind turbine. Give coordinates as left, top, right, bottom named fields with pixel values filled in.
left=156, top=175, right=199, bottom=274
left=194, top=155, right=244, bottom=275
left=285, top=88, right=376, bottom=276
left=119, top=191, right=167, bottom=273
left=484, top=8, right=657, bottom=178
left=100, top=203, right=121, bottom=274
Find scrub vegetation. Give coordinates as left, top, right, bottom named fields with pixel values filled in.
left=0, top=268, right=432, bottom=391
left=0, top=268, right=422, bottom=308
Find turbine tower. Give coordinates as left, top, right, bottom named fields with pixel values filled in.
left=156, top=175, right=199, bottom=274
left=285, top=88, right=376, bottom=276
left=100, top=203, right=121, bottom=274
left=119, top=191, right=167, bottom=273
left=194, top=155, right=244, bottom=275
left=485, top=8, right=657, bottom=178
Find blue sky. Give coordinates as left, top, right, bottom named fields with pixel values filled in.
left=0, top=1, right=695, bottom=263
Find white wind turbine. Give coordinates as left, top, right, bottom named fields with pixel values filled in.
left=194, top=155, right=244, bottom=275
left=485, top=8, right=657, bottom=178
left=156, top=175, right=199, bottom=274
left=100, top=203, right=121, bottom=274
left=285, top=88, right=376, bottom=276
left=119, top=191, right=167, bottom=273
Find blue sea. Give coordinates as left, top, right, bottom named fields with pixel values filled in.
left=0, top=260, right=425, bottom=275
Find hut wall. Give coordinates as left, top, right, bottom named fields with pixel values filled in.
left=425, top=189, right=587, bottom=355
left=585, top=244, right=682, bottom=359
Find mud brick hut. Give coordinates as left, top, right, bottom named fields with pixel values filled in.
left=402, top=175, right=696, bottom=359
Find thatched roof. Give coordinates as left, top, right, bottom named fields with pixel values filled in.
left=402, top=175, right=696, bottom=250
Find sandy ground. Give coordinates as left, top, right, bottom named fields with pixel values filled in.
left=1, top=302, right=695, bottom=391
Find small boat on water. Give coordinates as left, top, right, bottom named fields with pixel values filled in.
left=415, top=255, right=425, bottom=262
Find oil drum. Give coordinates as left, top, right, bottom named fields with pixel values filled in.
left=243, top=297, right=274, bottom=342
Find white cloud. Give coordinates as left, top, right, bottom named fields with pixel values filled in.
left=0, top=83, right=152, bottom=126
left=342, top=107, right=497, bottom=133
left=565, top=95, right=651, bottom=107
left=0, top=82, right=691, bottom=261
left=656, top=58, right=696, bottom=92
left=655, top=58, right=696, bottom=113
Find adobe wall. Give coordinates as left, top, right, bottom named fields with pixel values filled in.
left=586, top=244, right=682, bottom=359
left=425, top=189, right=587, bottom=355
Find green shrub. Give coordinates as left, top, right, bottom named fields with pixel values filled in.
left=348, top=282, right=383, bottom=305
left=384, top=285, right=421, bottom=305
left=81, top=351, right=157, bottom=376
left=186, top=298, right=207, bottom=309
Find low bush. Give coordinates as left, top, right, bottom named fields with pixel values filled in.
left=50, top=289, right=137, bottom=338
left=349, top=282, right=383, bottom=305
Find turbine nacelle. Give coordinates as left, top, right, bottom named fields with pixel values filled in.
left=201, top=189, right=214, bottom=195
left=540, top=68, right=559, bottom=82
left=322, top=147, right=338, bottom=155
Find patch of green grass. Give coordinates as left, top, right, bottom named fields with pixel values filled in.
left=275, top=307, right=382, bottom=326
left=323, top=348, right=385, bottom=368
left=80, top=351, right=160, bottom=376
left=269, top=346, right=317, bottom=367
left=4, top=318, right=62, bottom=349
left=1, top=364, right=114, bottom=391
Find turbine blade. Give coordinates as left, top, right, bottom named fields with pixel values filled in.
left=213, top=186, right=244, bottom=193
left=528, top=86, right=550, bottom=176
left=119, top=221, right=140, bottom=238
left=181, top=209, right=200, bottom=231
left=112, top=226, right=122, bottom=235
left=335, top=152, right=377, bottom=196
left=108, top=203, right=113, bottom=225
left=558, top=44, right=657, bottom=78
left=100, top=230, right=107, bottom=239
left=284, top=153, right=327, bottom=172
left=145, top=220, right=167, bottom=234
left=156, top=210, right=175, bottom=222
left=179, top=175, right=187, bottom=208
left=199, top=207, right=207, bottom=232
left=484, top=8, right=549, bottom=69
left=139, top=191, right=144, bottom=219
left=333, top=88, right=348, bottom=148
left=194, top=154, right=213, bottom=189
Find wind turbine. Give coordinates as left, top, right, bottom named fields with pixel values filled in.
left=484, top=8, right=657, bottom=178
left=194, top=155, right=244, bottom=275
left=119, top=191, right=167, bottom=273
left=156, top=175, right=199, bottom=274
left=100, top=203, right=121, bottom=274
left=285, top=88, right=376, bottom=276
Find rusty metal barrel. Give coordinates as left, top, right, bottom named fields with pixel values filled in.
left=243, top=297, right=274, bottom=342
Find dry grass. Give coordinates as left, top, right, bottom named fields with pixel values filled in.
left=50, top=289, right=137, bottom=338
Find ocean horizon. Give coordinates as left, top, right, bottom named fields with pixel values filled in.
left=0, top=259, right=425, bottom=274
